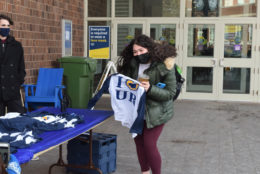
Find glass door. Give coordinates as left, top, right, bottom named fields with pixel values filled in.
left=218, top=22, right=256, bottom=101
left=112, top=19, right=180, bottom=63
left=147, top=19, right=180, bottom=64
left=116, top=24, right=143, bottom=56
left=182, top=22, right=218, bottom=100
left=149, top=24, right=177, bottom=46
left=112, top=20, right=145, bottom=61
left=182, top=20, right=257, bottom=101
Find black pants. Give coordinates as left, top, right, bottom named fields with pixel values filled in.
left=0, top=98, right=25, bottom=116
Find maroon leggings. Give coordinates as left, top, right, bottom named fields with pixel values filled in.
left=134, top=121, right=164, bottom=174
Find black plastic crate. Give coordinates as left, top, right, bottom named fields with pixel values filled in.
left=67, top=132, right=117, bottom=174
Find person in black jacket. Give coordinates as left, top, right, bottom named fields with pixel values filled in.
left=0, top=14, right=26, bottom=115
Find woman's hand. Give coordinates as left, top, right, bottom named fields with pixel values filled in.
left=140, top=81, right=150, bottom=92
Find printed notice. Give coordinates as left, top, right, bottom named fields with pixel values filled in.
left=89, top=26, right=110, bottom=59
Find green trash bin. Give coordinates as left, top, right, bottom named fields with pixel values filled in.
left=58, top=57, right=97, bottom=109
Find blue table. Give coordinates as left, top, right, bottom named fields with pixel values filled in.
left=13, top=107, right=114, bottom=174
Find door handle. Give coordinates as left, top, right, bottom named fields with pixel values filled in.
left=219, top=59, right=224, bottom=67
left=211, top=58, right=217, bottom=67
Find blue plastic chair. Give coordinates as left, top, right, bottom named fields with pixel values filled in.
left=23, top=68, right=65, bottom=111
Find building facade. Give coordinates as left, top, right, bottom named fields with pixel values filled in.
left=86, top=0, right=260, bottom=102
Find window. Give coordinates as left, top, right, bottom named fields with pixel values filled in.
left=186, top=0, right=257, bottom=17
left=115, top=0, right=180, bottom=17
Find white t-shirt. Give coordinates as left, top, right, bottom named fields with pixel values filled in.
left=87, top=74, right=146, bottom=138
left=109, top=74, right=145, bottom=137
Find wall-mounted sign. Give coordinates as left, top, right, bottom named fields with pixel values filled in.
left=89, top=26, right=110, bottom=59
left=62, top=19, right=72, bottom=56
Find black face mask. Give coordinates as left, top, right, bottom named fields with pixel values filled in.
left=134, top=52, right=150, bottom=64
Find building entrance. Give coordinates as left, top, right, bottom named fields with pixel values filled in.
left=86, top=0, right=260, bottom=102
left=182, top=20, right=257, bottom=102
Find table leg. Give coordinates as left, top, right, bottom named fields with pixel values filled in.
left=48, top=130, right=102, bottom=174
left=86, top=130, right=102, bottom=174
left=48, top=145, right=65, bottom=174
left=0, top=155, right=7, bottom=174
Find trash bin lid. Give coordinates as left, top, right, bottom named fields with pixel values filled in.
left=58, top=56, right=97, bottom=72
left=58, top=56, right=96, bottom=64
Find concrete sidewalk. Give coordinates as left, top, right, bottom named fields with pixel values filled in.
left=21, top=98, right=260, bottom=174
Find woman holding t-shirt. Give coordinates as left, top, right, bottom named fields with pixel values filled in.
left=117, top=35, right=177, bottom=174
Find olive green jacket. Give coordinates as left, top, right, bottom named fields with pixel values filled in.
left=123, top=57, right=176, bottom=128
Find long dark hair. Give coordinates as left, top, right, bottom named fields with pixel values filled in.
left=117, top=35, right=157, bottom=73
left=154, top=41, right=177, bottom=60
left=117, top=35, right=177, bottom=73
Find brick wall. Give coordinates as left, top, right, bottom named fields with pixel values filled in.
left=0, top=0, right=84, bottom=83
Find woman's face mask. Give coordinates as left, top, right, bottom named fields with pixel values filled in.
left=133, top=44, right=150, bottom=64
left=134, top=52, right=150, bottom=64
